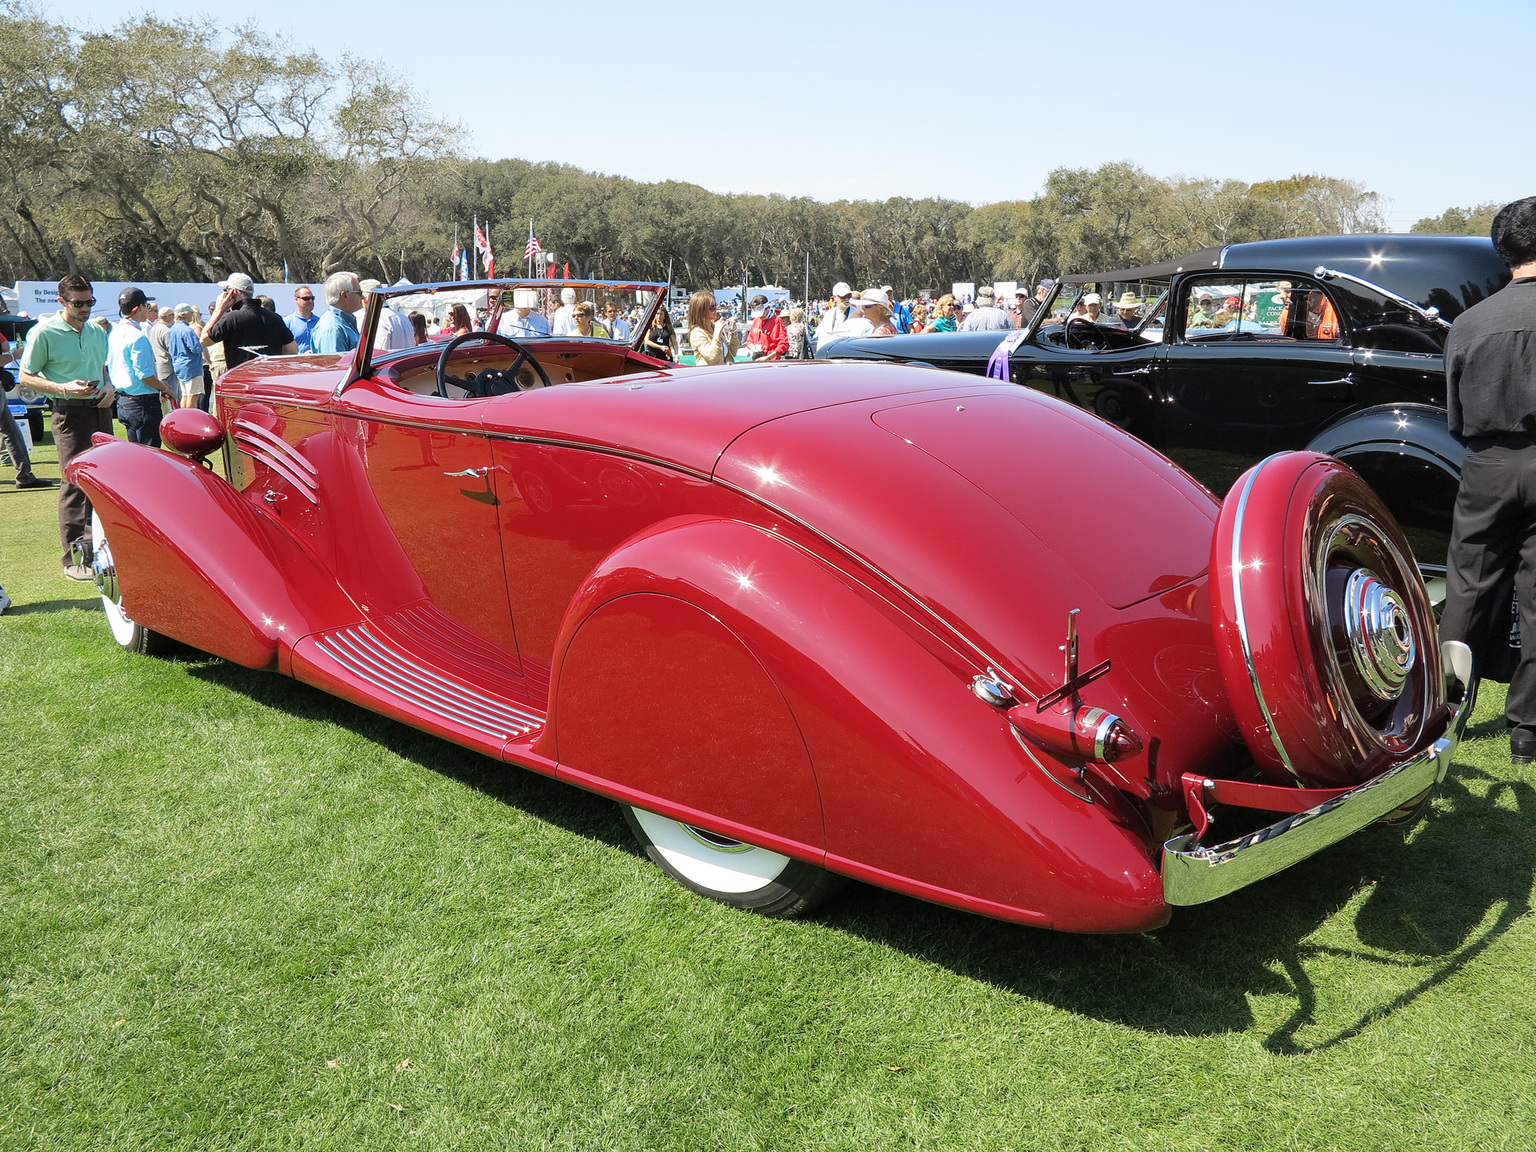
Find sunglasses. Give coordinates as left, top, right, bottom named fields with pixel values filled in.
left=64, top=297, right=96, bottom=307
left=295, top=294, right=315, bottom=302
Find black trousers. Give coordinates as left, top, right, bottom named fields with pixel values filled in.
left=52, top=402, right=115, bottom=565
left=1441, top=441, right=1536, bottom=734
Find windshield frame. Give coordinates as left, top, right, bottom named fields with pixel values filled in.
left=354, top=277, right=669, bottom=382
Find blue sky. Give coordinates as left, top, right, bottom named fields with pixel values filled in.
left=66, top=1, right=1533, bottom=231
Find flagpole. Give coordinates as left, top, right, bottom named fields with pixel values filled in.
left=472, top=214, right=479, bottom=279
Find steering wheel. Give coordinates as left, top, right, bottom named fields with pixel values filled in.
left=1064, top=316, right=1108, bottom=351
left=435, top=330, right=552, bottom=398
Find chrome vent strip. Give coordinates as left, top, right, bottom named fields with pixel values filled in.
left=232, top=418, right=319, bottom=477
left=232, top=433, right=320, bottom=503
left=313, top=625, right=542, bottom=738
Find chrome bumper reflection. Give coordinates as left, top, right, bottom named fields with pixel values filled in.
left=1162, top=664, right=1476, bottom=907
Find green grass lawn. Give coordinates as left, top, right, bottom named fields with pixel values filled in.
left=3, top=434, right=1535, bottom=1150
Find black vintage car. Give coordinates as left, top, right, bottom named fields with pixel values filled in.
left=822, top=234, right=1511, bottom=597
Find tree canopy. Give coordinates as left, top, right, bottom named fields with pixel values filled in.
left=0, top=10, right=1429, bottom=298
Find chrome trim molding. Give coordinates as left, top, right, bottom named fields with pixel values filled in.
left=1228, top=454, right=1299, bottom=777
left=1010, top=725, right=1092, bottom=803
left=1161, top=652, right=1475, bottom=906
left=314, top=623, right=543, bottom=741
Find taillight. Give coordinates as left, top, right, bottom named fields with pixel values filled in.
left=1009, top=701, right=1143, bottom=765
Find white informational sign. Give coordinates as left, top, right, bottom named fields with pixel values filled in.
left=14, top=280, right=330, bottom=322
left=993, top=281, right=1018, bottom=304
left=952, top=281, right=975, bottom=304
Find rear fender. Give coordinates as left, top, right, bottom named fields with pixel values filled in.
left=68, top=439, right=358, bottom=669
left=1306, top=403, right=1461, bottom=574
left=546, top=515, right=1168, bottom=932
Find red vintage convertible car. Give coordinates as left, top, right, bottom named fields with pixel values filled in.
left=66, top=278, right=1474, bottom=933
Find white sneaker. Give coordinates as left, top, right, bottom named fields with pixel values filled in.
left=0, top=585, right=11, bottom=615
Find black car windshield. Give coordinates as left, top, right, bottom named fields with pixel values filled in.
left=1034, top=279, right=1168, bottom=341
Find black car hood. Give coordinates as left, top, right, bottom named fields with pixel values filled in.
left=819, top=329, right=1009, bottom=364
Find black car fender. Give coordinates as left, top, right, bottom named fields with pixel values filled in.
left=1306, top=402, right=1463, bottom=475
left=1305, top=402, right=1463, bottom=578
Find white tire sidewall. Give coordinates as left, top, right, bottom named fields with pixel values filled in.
left=628, top=807, right=792, bottom=895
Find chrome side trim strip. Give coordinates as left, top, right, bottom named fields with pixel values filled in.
left=1011, top=725, right=1092, bottom=803
left=336, top=627, right=542, bottom=730
left=321, top=632, right=530, bottom=735
left=1161, top=665, right=1475, bottom=906
left=342, top=627, right=542, bottom=728
left=313, top=624, right=543, bottom=740
left=1228, top=454, right=1298, bottom=777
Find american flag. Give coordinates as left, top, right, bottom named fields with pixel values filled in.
left=474, top=225, right=494, bottom=279
left=525, top=226, right=541, bottom=262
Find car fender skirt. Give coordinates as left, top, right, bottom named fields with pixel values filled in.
left=67, top=439, right=357, bottom=669
left=549, top=515, right=1170, bottom=933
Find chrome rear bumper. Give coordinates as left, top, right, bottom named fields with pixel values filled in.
left=1162, top=650, right=1476, bottom=907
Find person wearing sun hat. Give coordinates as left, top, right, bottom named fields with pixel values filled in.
left=849, top=288, right=897, bottom=336
left=1115, top=290, right=1143, bottom=326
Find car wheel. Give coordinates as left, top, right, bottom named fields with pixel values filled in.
left=91, top=512, right=177, bottom=657
left=621, top=805, right=844, bottom=918
left=1210, top=452, right=1445, bottom=788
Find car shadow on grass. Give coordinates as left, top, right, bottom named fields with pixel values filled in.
left=5, top=596, right=104, bottom=615
left=189, top=658, right=1534, bottom=1051
left=819, top=757, right=1534, bottom=1050
left=188, top=658, right=639, bottom=854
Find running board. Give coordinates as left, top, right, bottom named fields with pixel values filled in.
left=292, top=620, right=546, bottom=760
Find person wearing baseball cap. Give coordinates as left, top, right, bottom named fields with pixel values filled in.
left=109, top=286, right=174, bottom=448
left=201, top=270, right=296, bottom=371
left=814, top=282, right=857, bottom=351
left=744, top=293, right=789, bottom=360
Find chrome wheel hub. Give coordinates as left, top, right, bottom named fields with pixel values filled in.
left=1343, top=567, right=1415, bottom=700
left=91, top=537, right=118, bottom=601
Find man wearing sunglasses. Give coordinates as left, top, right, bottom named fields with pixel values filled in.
left=17, top=274, right=115, bottom=579
left=284, top=285, right=321, bottom=353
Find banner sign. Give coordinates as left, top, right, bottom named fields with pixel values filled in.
left=15, top=280, right=330, bottom=322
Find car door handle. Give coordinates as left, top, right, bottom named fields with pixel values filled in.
left=1118, top=366, right=1154, bottom=378
left=1310, top=373, right=1357, bottom=400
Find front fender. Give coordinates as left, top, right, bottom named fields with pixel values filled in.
left=68, top=439, right=358, bottom=669
left=546, top=515, right=1168, bottom=932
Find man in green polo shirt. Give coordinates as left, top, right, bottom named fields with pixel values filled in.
left=18, top=274, right=116, bottom=579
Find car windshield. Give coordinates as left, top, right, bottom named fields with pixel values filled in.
left=1039, top=279, right=1168, bottom=337
left=374, top=279, right=667, bottom=357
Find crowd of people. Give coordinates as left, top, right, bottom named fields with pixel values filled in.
left=0, top=267, right=1113, bottom=613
